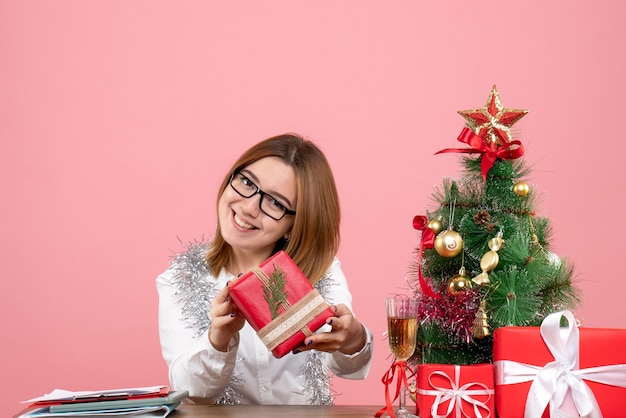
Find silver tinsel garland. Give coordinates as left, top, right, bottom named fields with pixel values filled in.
left=171, top=241, right=214, bottom=338
left=170, top=240, right=245, bottom=405
left=298, top=349, right=334, bottom=405
left=170, top=240, right=336, bottom=405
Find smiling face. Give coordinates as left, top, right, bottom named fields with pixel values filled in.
left=218, top=156, right=297, bottom=265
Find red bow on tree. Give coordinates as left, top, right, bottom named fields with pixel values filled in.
left=435, top=127, right=525, bottom=180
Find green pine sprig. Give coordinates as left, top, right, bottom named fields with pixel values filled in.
left=263, top=263, right=288, bottom=320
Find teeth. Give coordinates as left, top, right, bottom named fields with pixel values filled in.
left=234, top=213, right=254, bottom=230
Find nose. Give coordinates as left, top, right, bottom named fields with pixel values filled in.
left=240, top=191, right=262, bottom=216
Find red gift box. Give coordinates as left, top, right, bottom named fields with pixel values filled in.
left=416, top=363, right=495, bottom=418
left=228, top=250, right=335, bottom=358
left=493, top=310, right=626, bottom=418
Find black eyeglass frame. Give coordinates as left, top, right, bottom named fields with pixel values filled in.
left=229, top=171, right=297, bottom=221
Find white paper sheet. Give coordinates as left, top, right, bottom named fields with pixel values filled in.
left=22, top=386, right=167, bottom=403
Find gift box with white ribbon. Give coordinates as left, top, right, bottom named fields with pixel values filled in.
left=493, top=310, right=626, bottom=418
left=416, top=363, right=495, bottom=418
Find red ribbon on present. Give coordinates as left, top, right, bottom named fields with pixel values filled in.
left=376, top=361, right=415, bottom=418
left=413, top=215, right=440, bottom=299
left=435, top=127, right=525, bottom=180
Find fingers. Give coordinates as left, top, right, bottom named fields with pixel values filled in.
left=213, top=278, right=244, bottom=315
left=291, top=304, right=366, bottom=355
left=292, top=304, right=352, bottom=354
left=323, top=304, right=350, bottom=331
left=208, top=282, right=246, bottom=351
left=211, top=285, right=234, bottom=317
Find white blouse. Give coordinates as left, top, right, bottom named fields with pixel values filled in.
left=157, top=255, right=373, bottom=405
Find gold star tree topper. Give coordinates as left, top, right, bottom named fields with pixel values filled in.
left=458, top=85, right=529, bottom=148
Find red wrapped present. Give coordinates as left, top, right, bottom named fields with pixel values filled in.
left=493, top=310, right=626, bottom=418
left=228, top=250, right=335, bottom=358
left=416, top=363, right=495, bottom=418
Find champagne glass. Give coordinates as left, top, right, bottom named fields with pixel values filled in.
left=386, top=295, right=418, bottom=418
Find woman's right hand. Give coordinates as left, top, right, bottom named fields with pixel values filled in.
left=208, top=282, right=245, bottom=351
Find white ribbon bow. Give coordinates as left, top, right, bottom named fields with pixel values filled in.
left=417, top=365, right=494, bottom=418
left=494, top=310, right=626, bottom=418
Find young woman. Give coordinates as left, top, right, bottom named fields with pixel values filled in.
left=157, top=133, right=373, bottom=405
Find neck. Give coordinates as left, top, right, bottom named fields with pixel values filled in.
left=227, top=249, right=272, bottom=277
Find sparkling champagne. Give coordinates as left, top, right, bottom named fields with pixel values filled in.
left=387, top=316, right=417, bottom=361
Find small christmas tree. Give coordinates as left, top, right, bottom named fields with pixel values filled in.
left=410, top=85, right=581, bottom=365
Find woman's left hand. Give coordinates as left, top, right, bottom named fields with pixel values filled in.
left=294, top=304, right=366, bottom=355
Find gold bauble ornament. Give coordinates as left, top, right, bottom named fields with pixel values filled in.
left=448, top=267, right=472, bottom=295
left=513, top=181, right=529, bottom=197
left=434, top=229, right=463, bottom=257
left=428, top=219, right=444, bottom=235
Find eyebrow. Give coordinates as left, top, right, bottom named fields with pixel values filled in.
left=239, top=169, right=294, bottom=209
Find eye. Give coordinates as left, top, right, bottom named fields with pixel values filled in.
left=238, top=174, right=256, bottom=190
left=265, top=195, right=287, bottom=211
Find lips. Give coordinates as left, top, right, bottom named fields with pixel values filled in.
left=233, top=212, right=255, bottom=230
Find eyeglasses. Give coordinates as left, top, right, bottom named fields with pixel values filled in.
left=229, top=171, right=297, bottom=221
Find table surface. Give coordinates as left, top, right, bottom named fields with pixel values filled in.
left=172, top=404, right=383, bottom=417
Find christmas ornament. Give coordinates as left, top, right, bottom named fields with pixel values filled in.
left=471, top=299, right=490, bottom=338
left=428, top=218, right=443, bottom=235
left=472, top=231, right=504, bottom=285
left=448, top=266, right=472, bottom=295
left=436, top=86, right=528, bottom=180
left=448, top=250, right=472, bottom=296
left=434, top=200, right=463, bottom=258
left=527, top=213, right=551, bottom=262
left=457, top=85, right=528, bottom=147
left=513, top=181, right=529, bottom=197
left=435, top=229, right=463, bottom=257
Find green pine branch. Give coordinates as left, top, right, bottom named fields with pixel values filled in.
left=263, top=263, right=288, bottom=320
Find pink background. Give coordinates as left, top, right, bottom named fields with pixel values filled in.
left=2, top=1, right=625, bottom=415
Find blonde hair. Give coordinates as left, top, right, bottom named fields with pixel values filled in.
left=206, top=133, right=340, bottom=283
